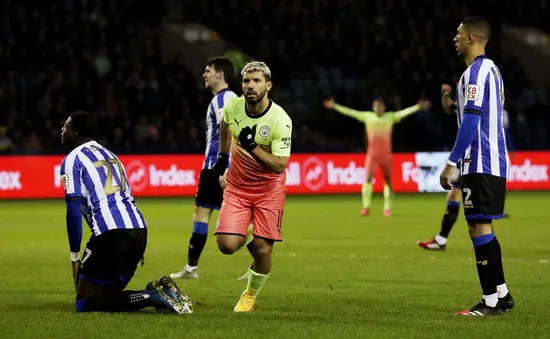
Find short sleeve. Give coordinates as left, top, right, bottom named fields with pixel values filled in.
left=60, top=155, right=82, bottom=198
left=222, top=108, right=230, bottom=125
left=216, top=92, right=238, bottom=124
left=271, top=114, right=292, bottom=157
left=222, top=97, right=236, bottom=125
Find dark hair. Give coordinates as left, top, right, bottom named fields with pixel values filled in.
left=461, top=16, right=491, bottom=41
left=207, top=56, right=236, bottom=83
left=70, top=111, right=99, bottom=139
left=373, top=96, right=386, bottom=104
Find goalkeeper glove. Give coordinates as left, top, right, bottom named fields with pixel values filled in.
left=212, top=153, right=229, bottom=176
left=238, top=125, right=257, bottom=152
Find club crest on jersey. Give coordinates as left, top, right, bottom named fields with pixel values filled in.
left=259, top=125, right=270, bottom=138
left=466, top=84, right=480, bottom=101
left=61, top=174, right=70, bottom=190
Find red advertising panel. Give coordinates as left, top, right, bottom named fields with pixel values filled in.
left=284, top=153, right=418, bottom=194
left=0, top=155, right=205, bottom=199
left=505, top=152, right=550, bottom=191
left=0, top=152, right=548, bottom=199
left=117, top=155, right=204, bottom=197
left=0, top=156, right=62, bottom=199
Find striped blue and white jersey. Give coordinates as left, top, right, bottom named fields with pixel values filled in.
left=203, top=89, right=237, bottom=169
left=60, top=141, right=146, bottom=236
left=456, top=55, right=509, bottom=178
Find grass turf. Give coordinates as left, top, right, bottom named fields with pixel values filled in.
left=0, top=192, right=549, bottom=338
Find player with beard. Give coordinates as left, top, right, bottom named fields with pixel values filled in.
left=210, top=61, right=293, bottom=312
left=439, top=16, right=514, bottom=315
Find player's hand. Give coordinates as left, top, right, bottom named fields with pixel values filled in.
left=72, top=260, right=81, bottom=292
left=238, top=125, right=257, bottom=152
left=219, top=168, right=228, bottom=189
left=418, top=98, right=431, bottom=111
left=439, top=163, right=455, bottom=190
left=323, top=97, right=335, bottom=110
left=212, top=153, right=229, bottom=176
left=441, top=84, right=452, bottom=95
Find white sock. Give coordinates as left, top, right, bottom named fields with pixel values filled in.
left=483, top=293, right=498, bottom=307
left=185, top=264, right=197, bottom=272
left=435, top=235, right=447, bottom=245
left=497, top=283, right=509, bottom=298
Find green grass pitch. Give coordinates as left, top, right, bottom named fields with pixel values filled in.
left=0, top=192, right=549, bottom=339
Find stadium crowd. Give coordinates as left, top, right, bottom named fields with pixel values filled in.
left=1, top=0, right=549, bottom=155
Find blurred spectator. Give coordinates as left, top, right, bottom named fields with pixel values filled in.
left=186, top=0, right=550, bottom=152
left=1, top=0, right=549, bottom=154
left=0, top=126, right=16, bottom=154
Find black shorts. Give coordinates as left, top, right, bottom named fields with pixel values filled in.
left=79, top=228, right=147, bottom=285
left=194, top=168, right=223, bottom=210
left=460, top=173, right=506, bottom=222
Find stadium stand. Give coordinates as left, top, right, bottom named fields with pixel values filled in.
left=1, top=0, right=549, bottom=154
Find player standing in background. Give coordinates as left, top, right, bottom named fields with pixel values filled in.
left=323, top=96, right=430, bottom=216
left=439, top=17, right=514, bottom=315
left=418, top=84, right=462, bottom=250
left=170, top=57, right=238, bottom=280
left=502, top=107, right=514, bottom=218
left=502, top=108, right=514, bottom=160
left=60, top=112, right=192, bottom=314
left=211, top=61, right=292, bottom=312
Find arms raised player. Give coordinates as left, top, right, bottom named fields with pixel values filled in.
left=323, top=96, right=430, bottom=123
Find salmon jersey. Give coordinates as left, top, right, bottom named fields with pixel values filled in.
left=333, top=103, right=420, bottom=157
left=223, top=97, right=292, bottom=191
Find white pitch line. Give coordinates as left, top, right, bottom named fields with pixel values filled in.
left=184, top=249, right=550, bottom=264
left=272, top=252, right=550, bottom=264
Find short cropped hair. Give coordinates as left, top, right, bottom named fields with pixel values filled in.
left=207, top=56, right=235, bottom=82
left=462, top=16, right=491, bottom=41
left=70, top=111, right=99, bottom=139
left=373, top=96, right=386, bottom=104
left=241, top=61, right=272, bottom=81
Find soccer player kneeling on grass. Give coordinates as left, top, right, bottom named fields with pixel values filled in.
left=60, top=112, right=192, bottom=314
left=211, top=61, right=292, bottom=312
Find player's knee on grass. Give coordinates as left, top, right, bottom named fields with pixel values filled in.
left=193, top=206, right=212, bottom=223
left=75, top=299, right=87, bottom=312
left=216, top=234, right=245, bottom=254
left=74, top=280, right=108, bottom=312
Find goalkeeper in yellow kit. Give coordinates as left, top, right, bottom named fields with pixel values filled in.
left=323, top=96, right=430, bottom=216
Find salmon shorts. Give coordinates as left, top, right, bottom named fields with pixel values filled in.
left=215, top=186, right=286, bottom=241
left=365, top=154, right=392, bottom=178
